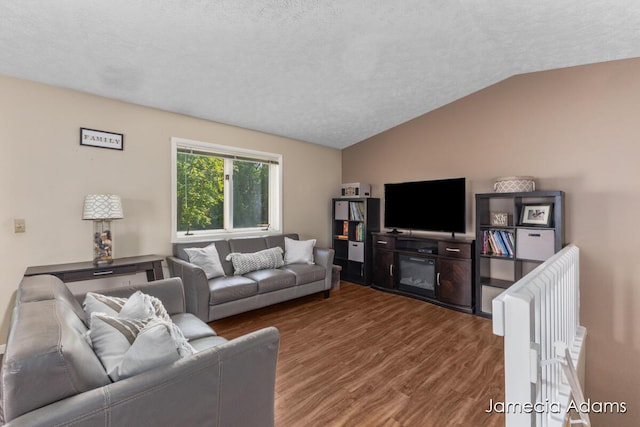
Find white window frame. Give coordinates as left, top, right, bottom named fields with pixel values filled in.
left=171, top=137, right=282, bottom=242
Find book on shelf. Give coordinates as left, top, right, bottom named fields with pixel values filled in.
left=482, top=230, right=490, bottom=254
left=482, top=230, right=496, bottom=255
left=493, top=230, right=509, bottom=256
left=482, top=229, right=515, bottom=257
left=496, top=230, right=514, bottom=256
left=336, top=235, right=348, bottom=240
left=503, top=231, right=515, bottom=256
left=490, top=231, right=503, bottom=255
left=343, top=220, right=349, bottom=235
left=507, top=232, right=515, bottom=250
left=354, top=222, right=364, bottom=241
left=349, top=202, right=365, bottom=221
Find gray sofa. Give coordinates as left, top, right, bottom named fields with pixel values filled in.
left=166, top=233, right=335, bottom=322
left=0, top=274, right=280, bottom=427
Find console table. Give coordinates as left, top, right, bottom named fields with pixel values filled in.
left=24, top=255, right=164, bottom=283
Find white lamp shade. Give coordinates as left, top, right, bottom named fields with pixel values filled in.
left=83, top=194, right=124, bottom=220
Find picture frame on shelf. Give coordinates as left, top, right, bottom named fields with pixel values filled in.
left=490, top=212, right=510, bottom=227
left=520, top=204, right=553, bottom=226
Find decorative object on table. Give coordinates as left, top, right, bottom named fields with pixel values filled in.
left=490, top=212, right=510, bottom=227
left=493, top=176, right=535, bottom=193
left=519, top=203, right=553, bottom=227
left=80, top=128, right=124, bottom=151
left=83, top=194, right=124, bottom=265
left=340, top=182, right=371, bottom=197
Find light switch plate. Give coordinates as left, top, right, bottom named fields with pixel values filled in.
left=14, top=218, right=26, bottom=233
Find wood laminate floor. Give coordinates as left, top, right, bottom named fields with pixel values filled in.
left=210, top=282, right=505, bottom=427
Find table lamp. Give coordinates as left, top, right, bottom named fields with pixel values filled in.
left=82, top=194, right=124, bottom=265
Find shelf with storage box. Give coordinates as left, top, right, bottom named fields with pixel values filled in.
left=371, top=233, right=475, bottom=314
left=332, top=197, right=380, bottom=285
left=475, top=190, right=565, bottom=318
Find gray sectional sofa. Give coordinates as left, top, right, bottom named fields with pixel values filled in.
left=166, top=233, right=335, bottom=322
left=0, top=274, right=280, bottom=427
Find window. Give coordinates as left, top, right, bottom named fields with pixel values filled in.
left=171, top=137, right=282, bottom=241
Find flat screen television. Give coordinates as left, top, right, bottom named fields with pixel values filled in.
left=384, top=177, right=466, bottom=235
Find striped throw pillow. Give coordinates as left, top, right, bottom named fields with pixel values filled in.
left=89, top=313, right=194, bottom=381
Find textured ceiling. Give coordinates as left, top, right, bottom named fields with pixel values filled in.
left=2, top=1, right=640, bottom=149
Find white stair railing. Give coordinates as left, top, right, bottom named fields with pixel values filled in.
left=493, top=244, right=588, bottom=427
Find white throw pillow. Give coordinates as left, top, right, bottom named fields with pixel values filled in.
left=284, top=237, right=316, bottom=265
left=89, top=313, right=194, bottom=381
left=184, top=243, right=226, bottom=279
left=119, top=291, right=171, bottom=322
left=83, top=291, right=170, bottom=322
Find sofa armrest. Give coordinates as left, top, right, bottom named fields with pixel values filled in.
left=214, top=326, right=280, bottom=427
left=313, top=247, right=335, bottom=289
left=4, top=327, right=280, bottom=427
left=166, top=256, right=210, bottom=322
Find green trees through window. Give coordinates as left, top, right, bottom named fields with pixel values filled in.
left=232, top=160, right=269, bottom=229
left=176, top=151, right=224, bottom=233
left=174, top=142, right=279, bottom=237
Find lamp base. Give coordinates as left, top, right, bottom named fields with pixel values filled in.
left=92, top=220, right=114, bottom=265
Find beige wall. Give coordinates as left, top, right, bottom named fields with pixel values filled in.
left=0, top=74, right=341, bottom=341
left=343, top=58, right=640, bottom=426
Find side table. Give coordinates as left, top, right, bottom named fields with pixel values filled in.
left=24, top=255, right=165, bottom=283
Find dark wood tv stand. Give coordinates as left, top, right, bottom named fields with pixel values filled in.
left=371, top=232, right=475, bottom=314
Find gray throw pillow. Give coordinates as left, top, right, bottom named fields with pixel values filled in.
left=226, top=247, right=284, bottom=275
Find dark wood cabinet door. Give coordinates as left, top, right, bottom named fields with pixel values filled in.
left=436, top=258, right=472, bottom=307
left=373, top=250, right=395, bottom=289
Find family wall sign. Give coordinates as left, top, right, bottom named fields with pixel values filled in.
left=80, top=128, right=124, bottom=151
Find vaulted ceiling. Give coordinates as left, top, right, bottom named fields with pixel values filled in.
left=2, top=1, right=639, bottom=149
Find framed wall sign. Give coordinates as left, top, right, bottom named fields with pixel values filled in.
left=520, top=204, right=553, bottom=226
left=80, top=128, right=124, bottom=151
